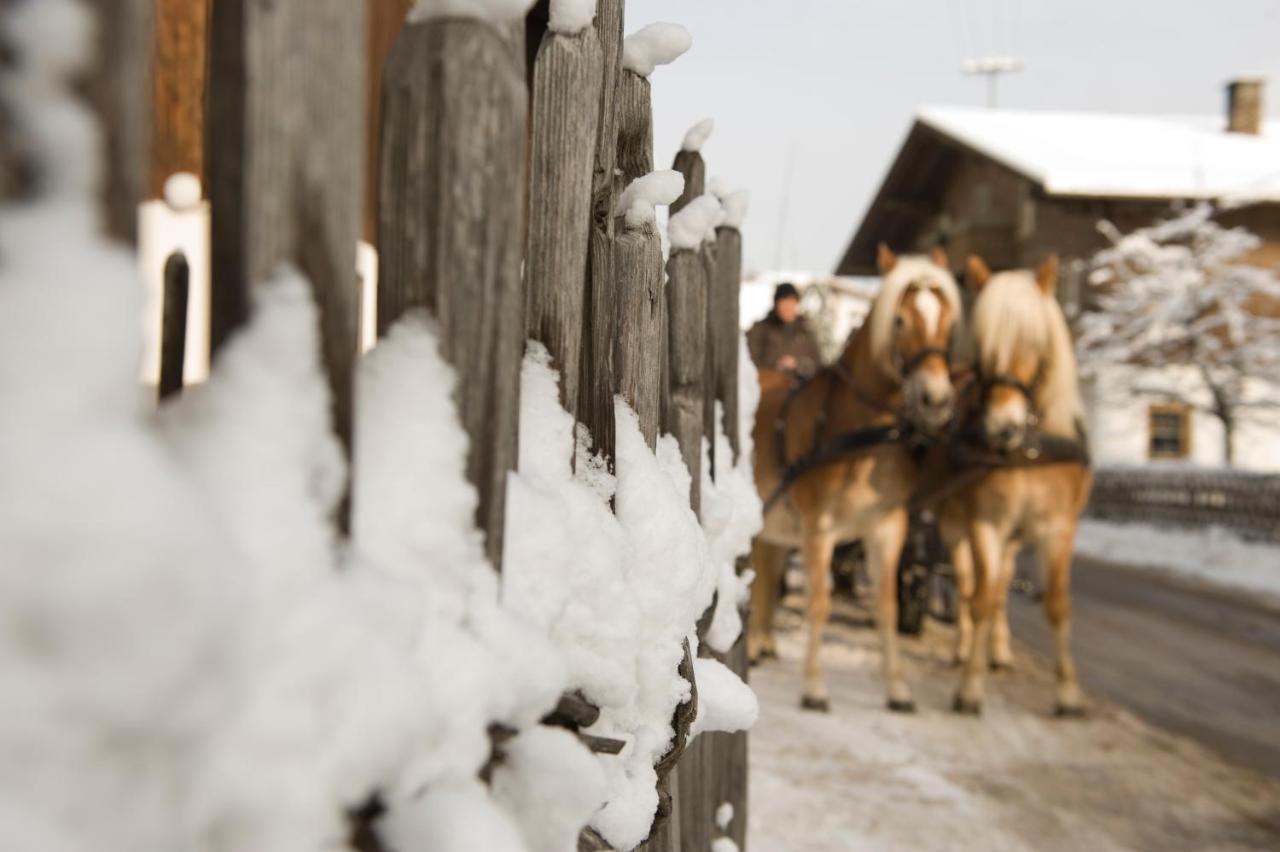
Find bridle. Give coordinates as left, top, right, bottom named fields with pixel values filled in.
left=974, top=361, right=1046, bottom=429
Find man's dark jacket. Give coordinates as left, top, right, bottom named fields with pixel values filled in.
left=746, top=311, right=822, bottom=378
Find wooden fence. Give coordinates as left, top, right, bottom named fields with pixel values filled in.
left=1087, top=467, right=1280, bottom=543
left=130, top=1, right=752, bottom=849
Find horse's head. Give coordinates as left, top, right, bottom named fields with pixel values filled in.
left=967, top=254, right=1081, bottom=452
left=874, top=244, right=961, bottom=435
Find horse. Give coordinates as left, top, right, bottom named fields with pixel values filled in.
left=748, top=244, right=962, bottom=712
left=938, top=254, right=1092, bottom=717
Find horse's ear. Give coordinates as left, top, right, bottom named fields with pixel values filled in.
left=965, top=255, right=992, bottom=291
left=929, top=246, right=949, bottom=270
left=1036, top=254, right=1059, bottom=296
left=877, top=243, right=897, bottom=274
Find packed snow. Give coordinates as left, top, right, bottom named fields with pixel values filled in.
left=547, top=0, right=594, bottom=34
left=918, top=105, right=1280, bottom=202
left=1074, top=518, right=1280, bottom=604
left=164, top=171, right=202, bottom=210
left=681, top=118, right=714, bottom=152
left=716, top=802, right=734, bottom=830
left=505, top=344, right=760, bottom=849
left=667, top=193, right=724, bottom=251
left=615, top=169, right=685, bottom=230
left=621, top=22, right=692, bottom=77
left=408, top=0, right=535, bottom=25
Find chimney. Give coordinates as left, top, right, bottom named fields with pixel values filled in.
left=1226, top=78, right=1264, bottom=135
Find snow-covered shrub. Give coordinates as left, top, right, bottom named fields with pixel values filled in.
left=1079, top=204, right=1280, bottom=463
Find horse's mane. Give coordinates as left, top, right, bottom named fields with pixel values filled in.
left=862, top=256, right=962, bottom=374
left=971, top=270, right=1084, bottom=437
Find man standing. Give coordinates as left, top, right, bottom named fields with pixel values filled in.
left=747, top=282, right=822, bottom=379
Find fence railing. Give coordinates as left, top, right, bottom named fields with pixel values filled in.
left=1087, top=466, right=1280, bottom=543
left=87, top=1, right=754, bottom=850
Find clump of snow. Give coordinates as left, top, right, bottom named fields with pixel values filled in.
left=667, top=193, right=725, bottom=252
left=681, top=118, right=714, bottom=152
left=491, top=726, right=607, bottom=852
left=164, top=171, right=202, bottom=211
left=377, top=782, right=525, bottom=852
left=408, top=0, right=535, bottom=25
left=615, top=169, right=685, bottom=231
left=688, top=657, right=758, bottom=739
left=711, top=839, right=741, bottom=852
left=716, top=802, right=734, bottom=830
left=621, top=22, right=692, bottom=77
left=548, top=0, right=595, bottom=34
left=708, top=177, right=750, bottom=229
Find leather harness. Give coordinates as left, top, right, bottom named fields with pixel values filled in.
left=763, top=358, right=1090, bottom=514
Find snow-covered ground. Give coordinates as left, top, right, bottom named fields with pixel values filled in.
left=1074, top=519, right=1280, bottom=606
left=748, top=599, right=1280, bottom=851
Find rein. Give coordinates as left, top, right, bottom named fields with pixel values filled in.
left=763, top=351, right=944, bottom=513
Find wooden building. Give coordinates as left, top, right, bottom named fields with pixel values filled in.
left=837, top=79, right=1280, bottom=310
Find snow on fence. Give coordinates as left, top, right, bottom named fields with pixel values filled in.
left=0, top=1, right=759, bottom=851
left=1087, top=467, right=1280, bottom=543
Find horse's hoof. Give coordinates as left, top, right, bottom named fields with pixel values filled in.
left=952, top=695, right=983, bottom=716
left=886, top=698, right=916, bottom=714
left=1054, top=702, right=1087, bottom=719
left=800, top=695, right=830, bottom=713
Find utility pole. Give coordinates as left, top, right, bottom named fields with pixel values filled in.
left=961, top=56, right=1024, bottom=109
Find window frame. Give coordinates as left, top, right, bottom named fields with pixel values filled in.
left=1148, top=402, right=1192, bottom=460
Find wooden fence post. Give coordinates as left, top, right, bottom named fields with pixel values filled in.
left=577, top=0, right=624, bottom=465
left=713, top=225, right=744, bottom=460
left=363, top=0, right=412, bottom=242
left=207, top=0, right=364, bottom=527
left=663, top=248, right=707, bottom=517
left=612, top=216, right=665, bottom=448
left=158, top=252, right=190, bottom=400
left=377, top=19, right=526, bottom=568
left=525, top=19, right=602, bottom=415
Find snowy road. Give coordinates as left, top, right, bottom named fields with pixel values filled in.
left=1009, top=555, right=1280, bottom=780
left=748, top=596, right=1280, bottom=851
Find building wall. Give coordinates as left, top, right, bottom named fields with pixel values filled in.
left=1084, top=366, right=1280, bottom=471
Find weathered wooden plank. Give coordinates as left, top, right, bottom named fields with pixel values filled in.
left=714, top=225, right=744, bottom=460
left=150, top=0, right=208, bottom=198
left=670, top=149, right=705, bottom=214
left=577, top=0, right=624, bottom=465
left=700, top=241, right=719, bottom=482
left=158, top=252, right=190, bottom=401
left=86, top=0, right=153, bottom=243
left=611, top=218, right=665, bottom=448
left=525, top=25, right=602, bottom=414
left=614, top=69, right=653, bottom=193
left=207, top=0, right=364, bottom=532
left=663, top=248, right=706, bottom=516
left=363, top=0, right=412, bottom=241
left=378, top=19, right=525, bottom=567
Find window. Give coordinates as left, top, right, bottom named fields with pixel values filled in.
left=1148, top=404, right=1191, bottom=459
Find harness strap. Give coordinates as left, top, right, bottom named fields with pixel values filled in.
left=763, top=423, right=906, bottom=512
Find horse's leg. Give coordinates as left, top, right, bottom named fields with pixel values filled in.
left=946, top=534, right=974, bottom=667
left=1038, top=524, right=1085, bottom=716
left=989, top=544, right=1017, bottom=671
left=799, top=521, right=837, bottom=711
left=747, top=538, right=785, bottom=663
left=954, top=520, right=1002, bottom=715
left=869, top=509, right=913, bottom=712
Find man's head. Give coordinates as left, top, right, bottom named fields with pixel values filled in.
left=773, top=282, right=801, bottom=323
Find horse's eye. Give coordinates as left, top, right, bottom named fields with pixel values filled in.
left=894, top=316, right=905, bottom=329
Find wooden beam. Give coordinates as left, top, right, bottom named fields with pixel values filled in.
left=207, top=0, right=364, bottom=527
left=525, top=23, right=602, bottom=415
left=363, top=0, right=411, bottom=241
left=378, top=19, right=526, bottom=567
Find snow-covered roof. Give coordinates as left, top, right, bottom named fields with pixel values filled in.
left=918, top=106, right=1280, bottom=202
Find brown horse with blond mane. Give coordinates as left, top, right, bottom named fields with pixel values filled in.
left=939, top=254, right=1092, bottom=717
left=749, top=245, right=962, bottom=712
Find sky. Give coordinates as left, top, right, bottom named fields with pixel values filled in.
left=639, top=0, right=1280, bottom=275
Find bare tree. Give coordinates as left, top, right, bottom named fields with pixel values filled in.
left=1078, top=204, right=1280, bottom=465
